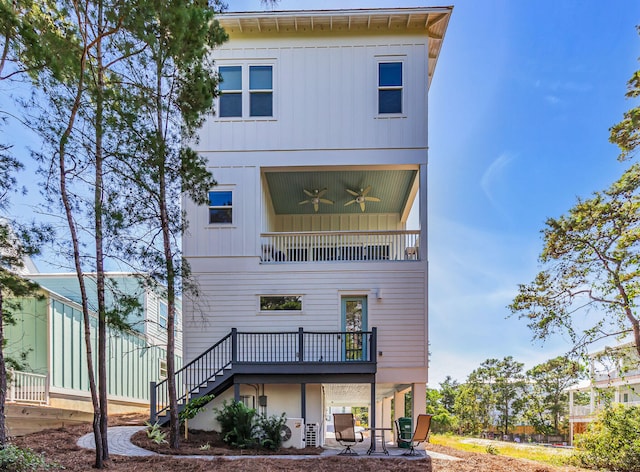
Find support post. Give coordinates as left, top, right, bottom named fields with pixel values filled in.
left=298, top=327, right=304, bottom=362
left=301, top=383, right=307, bottom=424
left=234, top=383, right=240, bottom=402
left=150, top=381, right=157, bottom=422
left=231, top=328, right=238, bottom=363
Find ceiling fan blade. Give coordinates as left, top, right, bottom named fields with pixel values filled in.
left=317, top=188, right=328, bottom=198
left=344, top=199, right=356, bottom=206
left=362, top=185, right=372, bottom=196
left=364, top=196, right=381, bottom=202
left=319, top=198, right=334, bottom=205
left=299, top=200, right=310, bottom=205
left=303, top=189, right=314, bottom=197
left=346, top=188, right=359, bottom=197
left=359, top=202, right=366, bottom=212
left=313, top=202, right=319, bottom=212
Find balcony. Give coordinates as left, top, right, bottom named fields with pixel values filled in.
left=260, top=230, right=419, bottom=263
left=570, top=400, right=640, bottom=417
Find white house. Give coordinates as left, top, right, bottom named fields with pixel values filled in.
left=568, top=343, right=640, bottom=445
left=156, top=7, right=452, bottom=448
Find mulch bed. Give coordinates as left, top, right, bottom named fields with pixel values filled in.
left=9, top=414, right=592, bottom=472
left=130, top=427, right=324, bottom=456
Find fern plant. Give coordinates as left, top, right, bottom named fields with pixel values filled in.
left=214, top=400, right=258, bottom=449
left=257, top=413, right=287, bottom=450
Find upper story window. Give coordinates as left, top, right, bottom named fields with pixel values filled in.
left=209, top=190, right=233, bottom=224
left=249, top=66, right=273, bottom=117
left=218, top=64, right=274, bottom=119
left=158, top=301, right=168, bottom=329
left=378, top=61, right=403, bottom=114
left=219, top=66, right=242, bottom=117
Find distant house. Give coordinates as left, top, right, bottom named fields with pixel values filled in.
left=152, top=6, right=453, bottom=449
left=4, top=272, right=182, bottom=435
left=568, top=343, right=640, bottom=444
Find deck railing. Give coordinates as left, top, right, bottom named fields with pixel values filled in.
left=260, top=230, right=420, bottom=263
left=8, top=370, right=49, bottom=405
left=151, top=328, right=376, bottom=422
left=570, top=400, right=640, bottom=417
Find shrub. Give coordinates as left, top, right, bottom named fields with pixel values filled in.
left=571, top=404, right=640, bottom=472
left=257, top=413, right=287, bottom=450
left=485, top=444, right=499, bottom=455
left=144, top=421, right=167, bottom=444
left=0, top=444, right=52, bottom=471
left=214, top=400, right=258, bottom=449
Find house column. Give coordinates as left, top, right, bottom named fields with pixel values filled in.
left=411, top=383, right=426, bottom=420
left=382, top=395, right=393, bottom=442
left=569, top=390, right=574, bottom=445
left=370, top=382, right=376, bottom=431
left=394, top=389, right=405, bottom=420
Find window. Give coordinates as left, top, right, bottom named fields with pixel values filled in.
left=159, top=359, right=167, bottom=379
left=219, top=66, right=242, bottom=117
left=158, top=301, right=168, bottom=329
left=208, top=191, right=233, bottom=224
left=249, top=66, right=273, bottom=117
left=217, top=64, right=273, bottom=118
left=378, top=62, right=403, bottom=114
left=260, top=296, right=302, bottom=311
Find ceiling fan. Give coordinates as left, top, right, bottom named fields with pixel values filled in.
left=344, top=185, right=381, bottom=212
left=298, top=188, right=334, bottom=212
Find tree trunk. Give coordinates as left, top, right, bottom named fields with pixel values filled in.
left=0, top=288, right=7, bottom=447
left=95, top=1, right=109, bottom=460
left=56, top=8, right=103, bottom=465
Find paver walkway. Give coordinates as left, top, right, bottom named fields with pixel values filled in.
left=77, top=426, right=460, bottom=461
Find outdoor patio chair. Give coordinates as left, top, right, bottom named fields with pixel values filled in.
left=333, top=413, right=364, bottom=455
left=395, top=414, right=432, bottom=456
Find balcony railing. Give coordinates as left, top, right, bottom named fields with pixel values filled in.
left=570, top=400, right=640, bottom=417
left=260, top=230, right=420, bottom=263
left=7, top=370, right=49, bottom=405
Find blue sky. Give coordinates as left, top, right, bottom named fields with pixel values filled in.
left=228, top=0, right=640, bottom=385
left=6, top=1, right=640, bottom=386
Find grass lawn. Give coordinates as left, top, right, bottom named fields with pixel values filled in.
left=430, top=434, right=574, bottom=467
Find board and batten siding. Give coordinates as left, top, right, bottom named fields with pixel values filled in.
left=183, top=263, right=427, bottom=383
left=197, top=38, right=429, bottom=153
left=48, top=295, right=178, bottom=402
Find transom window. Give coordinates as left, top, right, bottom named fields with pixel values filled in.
left=260, top=296, right=303, bottom=311
left=378, top=62, right=403, bottom=114
left=208, top=191, right=233, bottom=224
left=218, top=64, right=273, bottom=118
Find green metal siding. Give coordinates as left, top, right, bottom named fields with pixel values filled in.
left=4, top=297, right=48, bottom=374
left=47, top=297, right=181, bottom=401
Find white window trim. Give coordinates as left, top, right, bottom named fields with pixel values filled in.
left=159, top=359, right=167, bottom=379
left=216, top=60, right=277, bottom=121
left=207, top=187, right=234, bottom=226
left=375, top=56, right=406, bottom=118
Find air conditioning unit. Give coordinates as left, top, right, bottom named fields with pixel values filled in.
left=281, top=417, right=305, bottom=448
left=305, top=423, right=320, bottom=447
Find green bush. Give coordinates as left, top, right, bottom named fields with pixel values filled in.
left=214, top=400, right=258, bottom=449
left=571, top=404, right=640, bottom=472
left=257, top=413, right=287, bottom=450
left=144, top=421, right=167, bottom=444
left=179, top=394, right=214, bottom=423
left=485, top=444, right=499, bottom=455
left=0, top=444, right=52, bottom=471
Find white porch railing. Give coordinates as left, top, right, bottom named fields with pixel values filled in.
left=570, top=400, right=640, bottom=417
left=7, top=370, right=49, bottom=405
left=260, top=230, right=420, bottom=263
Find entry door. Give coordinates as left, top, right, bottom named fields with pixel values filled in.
left=341, top=296, right=368, bottom=361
